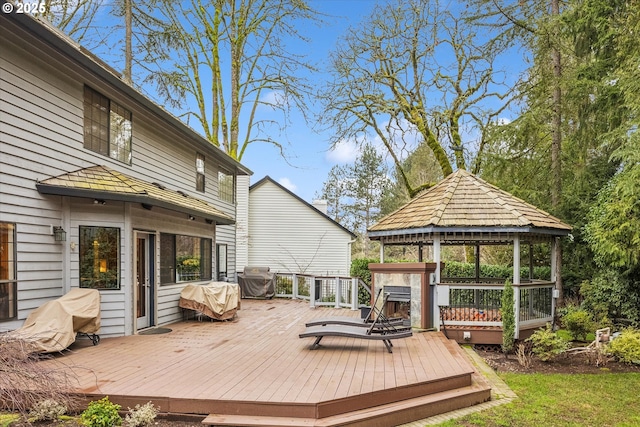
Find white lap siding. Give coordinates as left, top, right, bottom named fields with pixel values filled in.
left=248, top=179, right=353, bottom=276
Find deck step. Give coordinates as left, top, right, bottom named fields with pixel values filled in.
left=202, top=377, right=491, bottom=427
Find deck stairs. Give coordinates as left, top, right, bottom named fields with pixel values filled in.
left=202, top=339, right=491, bottom=427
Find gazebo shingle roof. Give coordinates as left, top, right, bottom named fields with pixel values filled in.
left=369, top=169, right=571, bottom=236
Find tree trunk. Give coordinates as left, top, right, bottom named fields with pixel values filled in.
left=550, top=0, right=561, bottom=210
left=123, top=0, right=132, bottom=84
left=550, top=0, right=563, bottom=305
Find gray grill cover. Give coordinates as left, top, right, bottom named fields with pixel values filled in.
left=238, top=266, right=275, bottom=298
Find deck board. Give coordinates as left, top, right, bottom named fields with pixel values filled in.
left=36, top=298, right=481, bottom=420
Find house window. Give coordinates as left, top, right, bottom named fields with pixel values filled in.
left=218, top=170, right=234, bottom=203
left=160, top=234, right=212, bottom=284
left=79, top=226, right=121, bottom=289
left=0, top=223, right=17, bottom=321
left=216, top=244, right=227, bottom=281
left=196, top=153, right=205, bottom=192
left=83, top=86, right=132, bottom=164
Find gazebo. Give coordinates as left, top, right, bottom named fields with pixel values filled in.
left=367, top=169, right=572, bottom=344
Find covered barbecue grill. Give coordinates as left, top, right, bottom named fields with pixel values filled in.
left=238, top=266, right=276, bottom=298
left=9, top=288, right=101, bottom=353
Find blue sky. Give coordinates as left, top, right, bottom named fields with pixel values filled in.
left=240, top=0, right=379, bottom=202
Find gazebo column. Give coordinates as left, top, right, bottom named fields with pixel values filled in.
left=475, top=244, right=480, bottom=282
left=433, top=235, right=441, bottom=283
left=529, top=244, right=534, bottom=280
left=379, top=241, right=384, bottom=263
left=433, top=235, right=442, bottom=330
left=513, top=236, right=521, bottom=339
left=551, top=237, right=561, bottom=319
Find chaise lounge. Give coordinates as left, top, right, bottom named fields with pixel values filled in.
left=299, top=292, right=413, bottom=353
left=304, top=290, right=405, bottom=329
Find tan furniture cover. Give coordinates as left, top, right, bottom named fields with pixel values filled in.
left=179, top=282, right=240, bottom=320
left=11, top=288, right=101, bottom=353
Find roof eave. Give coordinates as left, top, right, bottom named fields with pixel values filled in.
left=36, top=183, right=235, bottom=225
left=368, top=225, right=572, bottom=240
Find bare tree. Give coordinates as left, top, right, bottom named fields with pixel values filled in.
left=319, top=0, right=514, bottom=197
left=145, top=0, right=321, bottom=161
left=38, top=0, right=104, bottom=45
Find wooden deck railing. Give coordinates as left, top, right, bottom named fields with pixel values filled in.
left=272, top=273, right=370, bottom=310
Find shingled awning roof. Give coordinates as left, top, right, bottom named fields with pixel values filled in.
left=369, top=169, right=571, bottom=242
left=36, top=165, right=234, bottom=225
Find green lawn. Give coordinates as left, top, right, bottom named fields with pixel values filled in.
left=435, top=372, right=640, bottom=427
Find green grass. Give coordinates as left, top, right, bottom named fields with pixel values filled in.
left=435, top=372, right=640, bottom=427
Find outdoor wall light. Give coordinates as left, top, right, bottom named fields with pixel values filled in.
left=53, top=226, right=67, bottom=242
left=188, top=215, right=196, bottom=221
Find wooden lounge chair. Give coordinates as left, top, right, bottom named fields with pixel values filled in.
left=299, top=292, right=413, bottom=353
left=299, top=324, right=412, bottom=353
left=304, top=290, right=405, bottom=329
left=305, top=316, right=405, bottom=328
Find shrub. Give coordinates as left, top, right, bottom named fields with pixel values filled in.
left=29, top=399, right=67, bottom=422
left=350, top=258, right=378, bottom=306
left=81, top=396, right=122, bottom=427
left=580, top=270, right=640, bottom=326
left=441, top=261, right=551, bottom=281
left=563, top=309, right=594, bottom=341
left=123, top=402, right=158, bottom=427
left=501, top=280, right=515, bottom=354
left=350, top=258, right=377, bottom=285
left=607, top=328, right=640, bottom=364
left=527, top=324, right=569, bottom=362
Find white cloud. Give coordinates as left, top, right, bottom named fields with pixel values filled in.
left=259, top=90, right=287, bottom=108
left=278, top=177, right=297, bottom=192
left=326, top=139, right=359, bottom=163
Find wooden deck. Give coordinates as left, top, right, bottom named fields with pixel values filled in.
left=40, top=298, right=491, bottom=427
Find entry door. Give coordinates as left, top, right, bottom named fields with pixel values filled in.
left=135, top=233, right=154, bottom=330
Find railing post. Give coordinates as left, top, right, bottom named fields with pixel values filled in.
left=551, top=284, right=556, bottom=325
left=514, top=284, right=520, bottom=340
left=351, top=278, right=358, bottom=310
left=310, top=275, right=316, bottom=308
left=335, top=276, right=341, bottom=308
left=293, top=273, right=298, bottom=299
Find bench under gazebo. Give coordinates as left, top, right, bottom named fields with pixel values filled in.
left=367, top=169, right=572, bottom=344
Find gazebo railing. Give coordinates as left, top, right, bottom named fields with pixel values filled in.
left=441, top=284, right=503, bottom=327
left=517, top=282, right=554, bottom=327
left=440, top=281, right=555, bottom=333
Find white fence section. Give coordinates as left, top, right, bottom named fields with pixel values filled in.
left=272, top=273, right=370, bottom=310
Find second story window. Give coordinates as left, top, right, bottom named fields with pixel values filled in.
left=218, top=170, right=234, bottom=203
left=196, top=153, right=205, bottom=192
left=83, top=86, right=132, bottom=164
